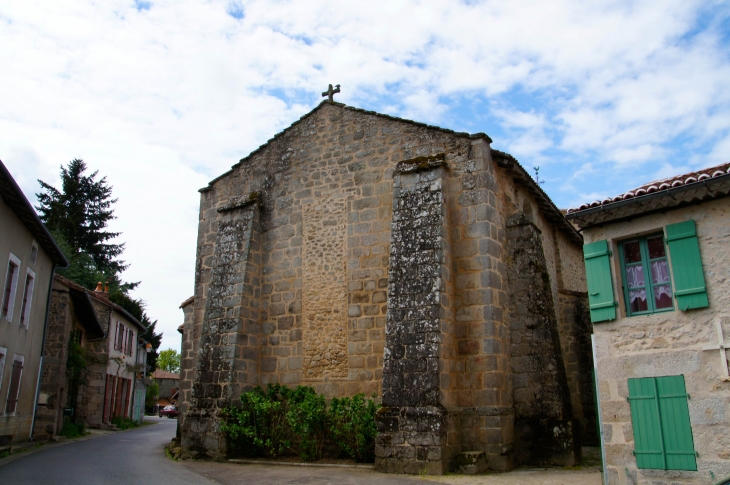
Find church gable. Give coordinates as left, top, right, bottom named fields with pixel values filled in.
left=181, top=101, right=595, bottom=473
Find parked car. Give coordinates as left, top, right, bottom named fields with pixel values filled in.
left=159, top=405, right=178, bottom=418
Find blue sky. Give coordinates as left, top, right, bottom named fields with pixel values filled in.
left=1, top=0, right=729, bottom=350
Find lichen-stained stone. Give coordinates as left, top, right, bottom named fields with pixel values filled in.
left=179, top=101, right=592, bottom=471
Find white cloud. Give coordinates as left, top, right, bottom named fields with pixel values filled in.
left=1, top=0, right=729, bottom=349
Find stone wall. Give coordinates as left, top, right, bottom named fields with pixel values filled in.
left=182, top=199, right=262, bottom=460
left=505, top=212, right=578, bottom=466
left=585, top=197, right=730, bottom=485
left=375, top=159, right=455, bottom=474
left=181, top=101, right=592, bottom=471
left=33, top=284, right=72, bottom=439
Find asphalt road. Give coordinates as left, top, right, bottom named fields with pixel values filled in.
left=0, top=416, right=216, bottom=485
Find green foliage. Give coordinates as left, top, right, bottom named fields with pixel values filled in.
left=59, top=419, right=85, bottom=438
left=221, top=385, right=379, bottom=462
left=111, top=416, right=139, bottom=430
left=145, top=380, right=159, bottom=409
left=37, top=160, right=163, bottom=360
left=157, top=349, right=180, bottom=374
left=221, top=385, right=291, bottom=458
left=327, top=393, right=378, bottom=462
left=36, top=159, right=124, bottom=274
left=285, top=386, right=327, bottom=461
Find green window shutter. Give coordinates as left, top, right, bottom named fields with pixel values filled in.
left=628, top=376, right=697, bottom=471
left=665, top=221, right=709, bottom=311
left=628, top=378, right=665, bottom=469
left=656, top=376, right=697, bottom=471
left=583, top=240, right=616, bottom=322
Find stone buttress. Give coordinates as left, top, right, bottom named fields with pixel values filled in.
left=181, top=196, right=262, bottom=460
left=375, top=158, right=458, bottom=474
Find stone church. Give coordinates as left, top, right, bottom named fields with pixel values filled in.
left=178, top=97, right=597, bottom=474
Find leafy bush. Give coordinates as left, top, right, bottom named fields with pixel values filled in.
left=221, top=385, right=379, bottom=462
left=59, top=419, right=85, bottom=438
left=111, top=416, right=139, bottom=430
left=285, top=386, right=327, bottom=461
left=220, top=385, right=291, bottom=458
left=327, top=393, right=378, bottom=462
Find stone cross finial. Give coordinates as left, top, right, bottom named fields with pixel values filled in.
left=322, top=84, right=341, bottom=102
left=702, top=319, right=730, bottom=381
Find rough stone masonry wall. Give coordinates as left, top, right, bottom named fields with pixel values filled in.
left=77, top=300, right=112, bottom=428
left=182, top=199, right=262, bottom=460
left=505, top=212, right=578, bottom=466
left=182, top=102, right=592, bottom=468
left=586, top=198, right=730, bottom=485
left=177, top=299, right=195, bottom=439
left=34, top=285, right=72, bottom=439
left=375, top=160, right=456, bottom=475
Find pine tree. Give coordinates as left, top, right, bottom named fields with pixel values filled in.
left=37, top=159, right=164, bottom=371
left=37, top=159, right=126, bottom=275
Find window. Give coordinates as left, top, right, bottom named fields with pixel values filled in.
left=628, top=375, right=697, bottom=471
left=5, top=355, right=24, bottom=414
left=619, top=234, right=673, bottom=316
left=0, top=348, right=6, bottom=392
left=2, top=254, right=21, bottom=322
left=19, top=268, right=35, bottom=327
left=126, top=329, right=134, bottom=356
left=114, top=322, right=124, bottom=351
left=583, top=220, right=709, bottom=323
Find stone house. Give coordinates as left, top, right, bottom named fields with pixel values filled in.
left=33, top=274, right=105, bottom=438
left=35, top=275, right=149, bottom=430
left=179, top=100, right=598, bottom=473
left=565, top=163, right=730, bottom=485
left=0, top=160, right=68, bottom=443
left=151, top=369, right=180, bottom=406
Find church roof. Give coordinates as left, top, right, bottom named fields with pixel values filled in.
left=565, top=162, right=730, bottom=229
left=201, top=101, right=582, bottom=244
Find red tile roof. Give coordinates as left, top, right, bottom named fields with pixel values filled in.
left=152, top=369, right=180, bottom=380
left=567, top=162, right=730, bottom=213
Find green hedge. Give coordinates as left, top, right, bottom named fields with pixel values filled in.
left=220, top=384, right=378, bottom=462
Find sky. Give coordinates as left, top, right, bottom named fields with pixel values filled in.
left=1, top=0, right=729, bottom=352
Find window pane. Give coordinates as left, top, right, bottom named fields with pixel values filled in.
left=624, top=241, right=642, bottom=263
left=630, top=289, right=648, bottom=312
left=626, top=264, right=645, bottom=288
left=647, top=236, right=666, bottom=259
left=654, top=285, right=673, bottom=309
left=650, top=260, right=670, bottom=285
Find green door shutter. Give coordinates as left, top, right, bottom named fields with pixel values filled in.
left=583, top=240, right=616, bottom=322
left=628, top=376, right=697, bottom=471
left=665, top=221, right=709, bottom=311
left=656, top=376, right=697, bottom=471
left=628, top=378, right=665, bottom=469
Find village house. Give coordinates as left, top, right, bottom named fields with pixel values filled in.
left=33, top=275, right=149, bottom=436
left=566, top=163, right=730, bottom=485
left=178, top=98, right=599, bottom=474
left=151, top=368, right=180, bottom=409
left=0, top=160, right=68, bottom=444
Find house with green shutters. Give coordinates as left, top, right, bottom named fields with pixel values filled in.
left=566, top=163, right=730, bottom=485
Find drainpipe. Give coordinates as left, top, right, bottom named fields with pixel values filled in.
left=30, top=264, right=57, bottom=441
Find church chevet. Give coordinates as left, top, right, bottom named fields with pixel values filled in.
left=177, top=92, right=598, bottom=474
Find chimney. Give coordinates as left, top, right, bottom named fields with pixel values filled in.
left=104, top=281, right=110, bottom=293
left=94, top=282, right=103, bottom=292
